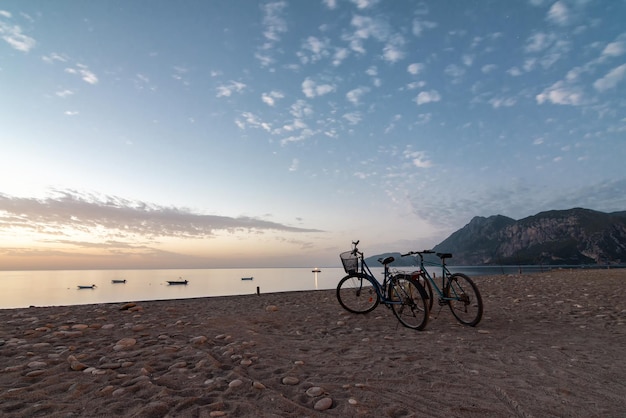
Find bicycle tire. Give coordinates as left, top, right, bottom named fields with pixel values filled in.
left=444, top=273, right=483, bottom=326
left=336, top=273, right=380, bottom=314
left=415, top=273, right=434, bottom=312
left=388, top=276, right=430, bottom=330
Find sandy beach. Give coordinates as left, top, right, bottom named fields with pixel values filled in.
left=1, top=269, right=625, bottom=417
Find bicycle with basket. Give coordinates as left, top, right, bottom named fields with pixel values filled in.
left=336, top=240, right=430, bottom=330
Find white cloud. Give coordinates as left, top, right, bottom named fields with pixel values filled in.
left=64, top=111, right=79, bottom=116
left=507, top=67, right=523, bottom=76
left=289, top=100, right=313, bottom=119
left=56, top=89, right=74, bottom=98
left=489, top=97, right=517, bottom=108
left=547, top=1, right=570, bottom=26
left=65, top=64, right=99, bottom=85
left=289, top=158, right=299, bottom=172
left=602, top=40, right=626, bottom=58
left=415, top=90, right=441, bottom=105
left=444, top=64, right=465, bottom=79
left=298, top=36, right=329, bottom=64
left=346, top=14, right=391, bottom=54
left=216, top=81, right=246, bottom=97
left=301, top=78, right=335, bottom=98
left=42, top=53, right=67, bottom=64
left=346, top=87, right=370, bottom=105
left=525, top=32, right=556, bottom=53
left=412, top=18, right=437, bottom=37
left=462, top=54, right=474, bottom=67
left=323, top=0, right=337, bottom=9
left=593, top=64, right=626, bottom=92
left=332, top=47, right=349, bottom=66
left=0, top=18, right=36, bottom=52
left=481, top=64, right=497, bottom=74
left=382, top=34, right=405, bottom=63
left=262, top=90, right=284, bottom=106
left=407, top=63, right=424, bottom=75
left=261, top=1, right=287, bottom=43
left=404, top=150, right=432, bottom=168
left=536, top=81, right=584, bottom=105
left=350, top=0, right=380, bottom=9
left=343, top=112, right=362, bottom=125
left=235, top=112, right=272, bottom=132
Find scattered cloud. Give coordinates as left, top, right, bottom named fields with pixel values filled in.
left=261, top=90, right=285, bottom=106
left=42, top=53, right=67, bottom=64
left=546, top=1, right=570, bottom=26
left=407, top=63, right=424, bottom=75
left=412, top=18, right=437, bottom=37
left=415, top=90, right=441, bottom=105
left=216, top=80, right=246, bottom=97
left=350, top=0, right=380, bottom=9
left=289, top=158, right=299, bottom=171
left=346, top=86, right=370, bottom=105
left=593, top=63, right=626, bottom=92
left=65, top=64, right=99, bottom=85
left=536, top=81, right=583, bottom=106
left=56, top=89, right=74, bottom=98
left=261, top=1, right=288, bottom=43
left=301, top=78, right=336, bottom=98
left=0, top=14, right=36, bottom=52
left=405, top=150, right=433, bottom=168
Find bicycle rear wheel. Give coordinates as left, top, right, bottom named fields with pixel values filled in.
left=337, top=273, right=380, bottom=314
left=388, top=276, right=429, bottom=330
left=444, top=273, right=483, bottom=326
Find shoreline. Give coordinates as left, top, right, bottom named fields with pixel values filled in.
left=2, top=270, right=625, bottom=417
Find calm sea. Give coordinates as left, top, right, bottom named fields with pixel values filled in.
left=0, top=264, right=596, bottom=309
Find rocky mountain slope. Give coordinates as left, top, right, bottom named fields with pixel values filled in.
left=432, top=208, right=626, bottom=265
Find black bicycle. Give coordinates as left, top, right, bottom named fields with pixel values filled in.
left=337, top=241, right=430, bottom=330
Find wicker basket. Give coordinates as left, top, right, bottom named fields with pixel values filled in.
left=340, top=251, right=358, bottom=274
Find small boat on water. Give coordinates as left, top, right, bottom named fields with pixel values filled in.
left=167, top=278, right=188, bottom=285
left=78, top=284, right=96, bottom=289
left=112, top=279, right=126, bottom=284
left=241, top=277, right=254, bottom=281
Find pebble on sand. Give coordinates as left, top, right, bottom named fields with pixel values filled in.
left=314, top=397, right=333, bottom=411
left=282, top=376, right=299, bottom=385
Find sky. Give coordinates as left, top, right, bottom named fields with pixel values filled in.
left=1, top=0, right=625, bottom=270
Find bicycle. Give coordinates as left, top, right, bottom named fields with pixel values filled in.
left=400, top=250, right=483, bottom=327
left=336, top=240, right=430, bottom=330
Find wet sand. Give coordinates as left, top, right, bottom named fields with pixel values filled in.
left=1, top=269, right=625, bottom=417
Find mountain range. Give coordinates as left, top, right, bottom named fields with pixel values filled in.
left=367, top=208, right=626, bottom=266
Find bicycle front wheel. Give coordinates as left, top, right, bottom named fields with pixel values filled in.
left=445, top=273, right=483, bottom=326
left=388, top=276, right=430, bottom=330
left=337, top=273, right=380, bottom=314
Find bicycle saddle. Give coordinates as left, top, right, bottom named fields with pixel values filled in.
left=378, top=256, right=395, bottom=265
left=437, top=253, right=452, bottom=260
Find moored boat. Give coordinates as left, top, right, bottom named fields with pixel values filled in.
left=241, top=277, right=254, bottom=281
left=78, top=284, right=96, bottom=289
left=112, top=279, right=126, bottom=284
left=167, top=278, right=188, bottom=285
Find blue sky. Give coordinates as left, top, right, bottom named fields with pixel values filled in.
left=1, top=0, right=625, bottom=270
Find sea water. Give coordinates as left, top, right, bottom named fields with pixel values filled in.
left=0, top=264, right=603, bottom=309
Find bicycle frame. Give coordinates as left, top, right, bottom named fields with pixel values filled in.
left=353, top=249, right=398, bottom=304
left=408, top=252, right=457, bottom=302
